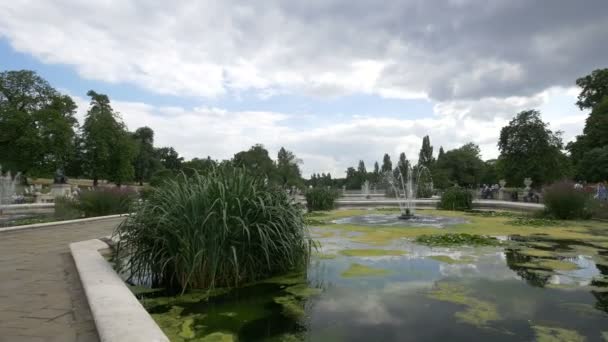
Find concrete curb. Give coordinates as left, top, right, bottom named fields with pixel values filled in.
left=335, top=199, right=543, bottom=212
left=70, top=239, right=169, bottom=342
left=0, top=214, right=128, bottom=233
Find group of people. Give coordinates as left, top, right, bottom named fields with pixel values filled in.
left=480, top=184, right=500, bottom=199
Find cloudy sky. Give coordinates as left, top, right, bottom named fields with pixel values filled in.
left=1, top=0, right=606, bottom=177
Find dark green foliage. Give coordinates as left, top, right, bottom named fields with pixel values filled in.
left=276, top=147, right=303, bottom=188
left=0, top=70, right=78, bottom=177
left=381, top=153, right=392, bottom=172
left=507, top=217, right=561, bottom=227
left=415, top=233, right=499, bottom=246
left=233, top=144, right=276, bottom=181
left=438, top=186, right=473, bottom=211
left=543, top=181, right=590, bottom=220
left=155, top=147, right=183, bottom=171
left=568, top=97, right=608, bottom=180
left=435, top=143, right=484, bottom=187
left=587, top=199, right=608, bottom=220
left=54, top=197, right=82, bottom=220
left=305, top=187, right=339, bottom=211
left=132, top=127, right=160, bottom=185
left=149, top=169, right=174, bottom=187
left=575, top=68, right=608, bottom=110
left=114, top=168, right=311, bottom=292
left=498, top=110, right=569, bottom=186
left=417, top=135, right=434, bottom=169
left=78, top=187, right=137, bottom=217
left=81, top=90, right=135, bottom=186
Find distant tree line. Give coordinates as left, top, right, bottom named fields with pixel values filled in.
left=0, top=69, right=304, bottom=188
left=329, top=68, right=608, bottom=189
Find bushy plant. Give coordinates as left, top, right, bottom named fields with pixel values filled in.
left=149, top=169, right=174, bottom=187
left=114, top=168, right=311, bottom=292
left=78, top=187, right=137, bottom=217
left=543, top=181, right=590, bottom=219
left=54, top=197, right=82, bottom=220
left=438, top=186, right=473, bottom=211
left=305, top=187, right=339, bottom=211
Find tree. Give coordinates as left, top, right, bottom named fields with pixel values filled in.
left=568, top=97, right=608, bottom=178
left=576, top=68, right=608, bottom=110
left=81, top=90, right=134, bottom=186
left=276, top=147, right=303, bottom=187
left=480, top=159, right=499, bottom=186
left=357, top=160, right=367, bottom=185
left=182, top=157, right=216, bottom=176
left=437, top=147, right=445, bottom=163
left=395, top=152, right=410, bottom=182
left=435, top=143, right=484, bottom=187
left=132, top=127, right=160, bottom=185
left=497, top=110, right=568, bottom=187
left=576, top=146, right=608, bottom=182
left=156, top=147, right=183, bottom=171
left=381, top=153, right=392, bottom=172
left=233, top=144, right=276, bottom=181
left=345, top=166, right=358, bottom=189
left=418, top=135, right=434, bottom=169
left=0, top=70, right=78, bottom=177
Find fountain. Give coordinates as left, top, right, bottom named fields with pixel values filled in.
left=333, top=164, right=464, bottom=228
left=0, top=166, right=20, bottom=206
left=385, top=164, right=433, bottom=220
left=361, top=180, right=370, bottom=199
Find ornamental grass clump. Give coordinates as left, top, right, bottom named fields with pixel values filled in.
left=438, top=186, right=473, bottom=211
left=114, top=168, right=312, bottom=293
left=77, top=187, right=137, bottom=217
left=305, top=187, right=339, bottom=211
left=543, top=181, right=590, bottom=220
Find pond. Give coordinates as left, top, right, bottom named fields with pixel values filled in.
left=136, top=210, right=608, bottom=342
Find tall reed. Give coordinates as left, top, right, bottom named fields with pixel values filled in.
left=114, top=168, right=311, bottom=293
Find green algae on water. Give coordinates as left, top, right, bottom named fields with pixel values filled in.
left=532, top=325, right=585, bottom=342
left=427, top=282, right=500, bottom=327
left=200, top=332, right=237, bottom=342
left=516, top=259, right=579, bottom=271
left=339, top=248, right=407, bottom=257
left=415, top=233, right=500, bottom=247
left=428, top=255, right=475, bottom=264
left=341, top=263, right=391, bottom=278
left=274, top=295, right=306, bottom=319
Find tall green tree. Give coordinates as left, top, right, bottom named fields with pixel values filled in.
left=81, top=90, right=135, bottom=186
left=155, top=147, right=183, bottom=171
left=0, top=70, right=78, bottom=177
left=381, top=153, right=392, bottom=173
left=233, top=144, right=276, bottom=181
left=418, top=135, right=434, bottom=169
left=568, top=97, right=608, bottom=180
left=395, top=152, right=410, bottom=182
left=435, top=143, right=484, bottom=187
left=576, top=68, right=608, bottom=110
left=437, top=147, right=445, bottom=163
left=276, top=147, right=302, bottom=187
left=132, top=127, right=160, bottom=185
left=498, top=110, right=568, bottom=187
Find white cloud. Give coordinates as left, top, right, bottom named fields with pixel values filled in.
left=1, top=1, right=606, bottom=101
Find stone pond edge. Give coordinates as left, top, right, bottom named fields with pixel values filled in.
left=0, top=213, right=128, bottom=233
left=70, top=238, right=169, bottom=342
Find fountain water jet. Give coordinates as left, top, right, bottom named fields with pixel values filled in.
left=0, top=166, right=21, bottom=206
left=385, top=164, right=433, bottom=220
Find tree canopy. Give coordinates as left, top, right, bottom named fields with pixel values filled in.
left=497, top=110, right=568, bottom=187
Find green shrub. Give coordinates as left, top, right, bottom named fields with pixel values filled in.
left=54, top=197, right=82, bottom=220
left=305, top=187, right=339, bottom=211
left=543, top=181, right=590, bottom=220
left=438, top=186, right=473, bottom=211
left=149, top=169, right=174, bottom=187
left=114, top=168, right=311, bottom=292
left=138, top=185, right=156, bottom=201
left=78, top=187, right=136, bottom=217
left=587, top=199, right=608, bottom=220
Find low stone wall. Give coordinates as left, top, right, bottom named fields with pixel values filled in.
left=70, top=239, right=169, bottom=342
left=0, top=203, right=54, bottom=215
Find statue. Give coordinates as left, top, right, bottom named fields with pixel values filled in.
left=53, top=168, right=68, bottom=184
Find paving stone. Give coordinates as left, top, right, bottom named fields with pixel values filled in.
left=0, top=218, right=123, bottom=341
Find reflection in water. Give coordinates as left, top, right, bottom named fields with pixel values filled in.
left=145, top=230, right=608, bottom=341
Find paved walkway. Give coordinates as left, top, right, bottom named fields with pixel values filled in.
left=0, top=218, right=123, bottom=342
